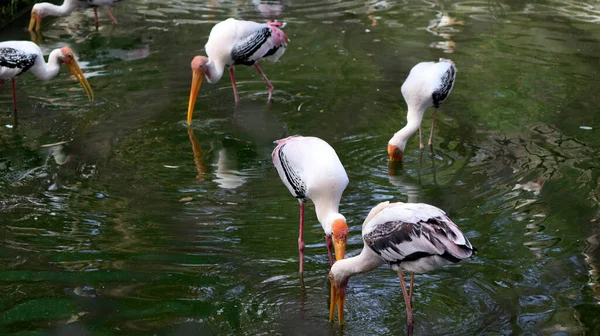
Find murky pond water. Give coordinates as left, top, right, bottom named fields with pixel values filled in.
left=1, top=0, right=599, bottom=334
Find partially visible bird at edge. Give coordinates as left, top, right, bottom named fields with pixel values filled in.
left=187, top=18, right=289, bottom=125
left=29, top=0, right=122, bottom=32
left=0, top=41, right=94, bottom=113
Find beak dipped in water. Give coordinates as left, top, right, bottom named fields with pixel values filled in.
left=329, top=277, right=347, bottom=325
left=187, top=67, right=204, bottom=125
left=65, top=58, right=94, bottom=101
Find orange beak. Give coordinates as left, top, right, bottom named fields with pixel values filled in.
left=65, top=59, right=94, bottom=101
left=28, top=13, right=42, bottom=32
left=388, top=144, right=403, bottom=162
left=329, top=281, right=347, bottom=325
left=187, top=69, right=204, bottom=125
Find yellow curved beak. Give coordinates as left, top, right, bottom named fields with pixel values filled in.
left=65, top=60, right=94, bottom=101
left=333, top=237, right=346, bottom=262
left=187, top=69, right=204, bottom=125
left=329, top=282, right=346, bottom=325
left=28, top=14, right=41, bottom=32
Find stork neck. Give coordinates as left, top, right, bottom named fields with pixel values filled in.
left=31, top=49, right=62, bottom=81
left=313, top=198, right=343, bottom=235
left=390, top=107, right=425, bottom=151
left=205, top=59, right=225, bottom=83
left=332, top=246, right=384, bottom=280
left=38, top=0, right=78, bottom=17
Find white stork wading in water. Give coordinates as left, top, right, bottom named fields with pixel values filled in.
left=187, top=18, right=288, bottom=125
left=272, top=136, right=349, bottom=274
left=29, top=0, right=121, bottom=31
left=329, top=201, right=474, bottom=333
left=0, top=41, right=93, bottom=112
left=388, top=58, right=457, bottom=162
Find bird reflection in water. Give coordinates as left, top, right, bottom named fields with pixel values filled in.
left=252, top=0, right=284, bottom=16
left=186, top=127, right=247, bottom=189
left=426, top=2, right=464, bottom=54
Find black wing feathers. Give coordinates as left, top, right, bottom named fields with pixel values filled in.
left=0, top=48, right=37, bottom=75
left=432, top=64, right=456, bottom=108
left=278, top=143, right=307, bottom=201
left=231, top=27, right=272, bottom=66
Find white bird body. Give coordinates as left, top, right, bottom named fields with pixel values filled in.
left=272, top=136, right=348, bottom=233
left=388, top=59, right=456, bottom=161
left=0, top=41, right=61, bottom=80
left=272, top=135, right=349, bottom=273
left=329, top=201, right=474, bottom=327
left=203, top=18, right=288, bottom=84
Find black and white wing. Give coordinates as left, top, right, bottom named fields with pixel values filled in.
left=272, top=136, right=308, bottom=201
left=363, top=202, right=474, bottom=273
left=431, top=58, right=456, bottom=108
left=0, top=47, right=37, bottom=78
left=229, top=20, right=288, bottom=66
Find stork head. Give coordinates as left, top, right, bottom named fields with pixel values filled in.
left=331, top=216, right=348, bottom=261
left=59, top=47, right=94, bottom=101
left=387, top=132, right=407, bottom=162
left=187, top=56, right=209, bottom=125
left=329, top=261, right=351, bottom=325
left=29, top=3, right=49, bottom=31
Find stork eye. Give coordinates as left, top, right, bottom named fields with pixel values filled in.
left=394, top=148, right=400, bottom=156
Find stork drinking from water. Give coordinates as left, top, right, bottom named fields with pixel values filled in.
left=272, top=136, right=349, bottom=274
left=388, top=58, right=456, bottom=162
left=0, top=41, right=93, bottom=112
left=329, top=201, right=474, bottom=333
left=29, top=0, right=121, bottom=31
left=187, top=18, right=288, bottom=124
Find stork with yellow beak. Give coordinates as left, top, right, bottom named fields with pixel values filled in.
left=29, top=0, right=121, bottom=32
left=0, top=41, right=93, bottom=112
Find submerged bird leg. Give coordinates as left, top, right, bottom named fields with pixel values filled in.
left=93, top=8, right=99, bottom=30
left=254, top=63, right=274, bottom=102
left=326, top=235, right=334, bottom=265
left=409, top=272, right=414, bottom=308
left=298, top=202, right=305, bottom=274
left=106, top=8, right=118, bottom=24
left=11, top=79, right=18, bottom=112
left=428, top=108, right=437, bottom=146
left=228, top=66, right=240, bottom=105
left=399, top=271, right=414, bottom=331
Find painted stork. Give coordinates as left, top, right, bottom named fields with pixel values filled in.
left=388, top=58, right=457, bottom=162
left=29, top=0, right=121, bottom=31
left=0, top=41, right=93, bottom=112
left=329, top=201, right=474, bottom=332
left=187, top=18, right=288, bottom=125
left=272, top=136, right=349, bottom=274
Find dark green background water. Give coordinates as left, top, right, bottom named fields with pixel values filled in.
left=0, top=0, right=599, bottom=334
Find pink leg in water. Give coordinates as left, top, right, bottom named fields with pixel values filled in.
left=326, top=235, right=334, bottom=265
left=11, top=79, right=18, bottom=112
left=399, top=271, right=414, bottom=335
left=409, top=272, right=414, bottom=308
left=94, top=8, right=99, bottom=29
left=298, top=202, right=305, bottom=274
left=428, top=108, right=438, bottom=146
left=253, top=63, right=274, bottom=102
left=228, top=66, right=240, bottom=105
left=105, top=8, right=118, bottom=24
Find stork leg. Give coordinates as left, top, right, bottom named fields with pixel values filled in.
left=298, top=202, right=305, bottom=274
left=228, top=66, right=240, bottom=105
left=105, top=8, right=118, bottom=24
left=428, top=108, right=437, bottom=146
left=11, top=79, right=18, bottom=112
left=325, top=235, right=334, bottom=265
left=94, top=8, right=99, bottom=30
left=418, top=126, right=424, bottom=150
left=398, top=271, right=414, bottom=334
left=409, top=272, right=414, bottom=308
left=253, top=63, right=274, bottom=102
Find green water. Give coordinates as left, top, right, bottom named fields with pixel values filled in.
left=0, top=0, right=599, bottom=334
